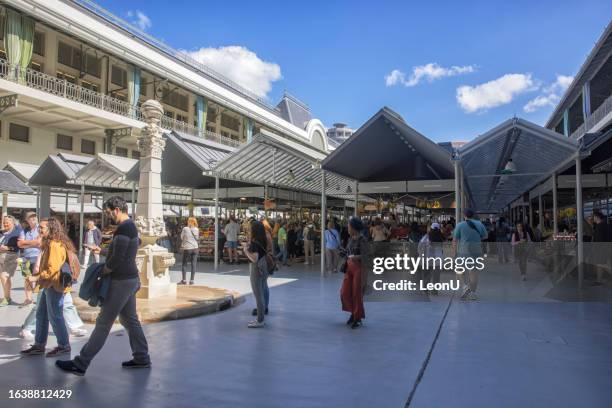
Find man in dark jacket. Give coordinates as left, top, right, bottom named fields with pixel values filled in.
left=57, top=196, right=150, bottom=376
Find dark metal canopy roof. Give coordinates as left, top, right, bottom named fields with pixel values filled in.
left=459, top=118, right=579, bottom=212
left=0, top=170, right=34, bottom=194
left=29, top=153, right=92, bottom=189
left=126, top=131, right=253, bottom=189
left=321, top=107, right=454, bottom=182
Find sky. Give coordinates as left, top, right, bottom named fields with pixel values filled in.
left=97, top=0, right=611, bottom=142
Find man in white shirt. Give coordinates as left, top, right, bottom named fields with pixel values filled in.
left=223, top=216, right=240, bottom=264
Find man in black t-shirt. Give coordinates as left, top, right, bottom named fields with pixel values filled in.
left=57, top=196, right=150, bottom=376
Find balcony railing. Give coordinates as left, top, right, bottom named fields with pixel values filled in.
left=0, top=59, right=240, bottom=148
left=570, top=93, right=612, bottom=139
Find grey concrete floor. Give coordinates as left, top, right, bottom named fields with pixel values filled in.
left=1, top=259, right=611, bottom=408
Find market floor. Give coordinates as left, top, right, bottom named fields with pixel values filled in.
left=1, top=260, right=612, bottom=408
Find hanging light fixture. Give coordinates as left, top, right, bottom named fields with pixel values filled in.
left=501, top=158, right=516, bottom=174
left=287, top=169, right=295, bottom=181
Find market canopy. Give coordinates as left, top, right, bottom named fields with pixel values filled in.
left=29, top=153, right=92, bottom=189
left=3, top=161, right=40, bottom=184
left=69, top=153, right=138, bottom=190
left=209, top=129, right=354, bottom=198
left=322, top=107, right=455, bottom=182
left=0, top=170, right=33, bottom=194
left=126, top=131, right=251, bottom=189
left=459, top=118, right=579, bottom=212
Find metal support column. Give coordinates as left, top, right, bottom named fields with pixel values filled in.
left=575, top=156, right=584, bottom=289
left=321, top=170, right=326, bottom=276
left=1, top=192, right=8, bottom=217
left=131, top=184, right=136, bottom=218
left=552, top=173, right=558, bottom=234
left=538, top=195, right=543, bottom=229
left=64, top=192, right=69, bottom=229
left=354, top=181, right=358, bottom=218
left=214, top=175, right=220, bottom=271
left=529, top=199, right=534, bottom=229
left=79, top=184, right=85, bottom=258
left=454, top=159, right=461, bottom=222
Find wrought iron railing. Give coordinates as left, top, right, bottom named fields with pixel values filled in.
left=571, top=93, right=612, bottom=139
left=0, top=58, right=240, bottom=147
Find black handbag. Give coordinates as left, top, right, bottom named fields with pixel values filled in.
left=338, top=247, right=348, bottom=273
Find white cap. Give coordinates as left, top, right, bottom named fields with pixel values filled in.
left=431, top=222, right=441, bottom=230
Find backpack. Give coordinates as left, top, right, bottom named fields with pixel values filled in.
left=307, top=227, right=315, bottom=241
left=60, top=249, right=81, bottom=287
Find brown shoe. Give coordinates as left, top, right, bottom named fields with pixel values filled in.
left=45, top=346, right=71, bottom=358
left=21, top=344, right=46, bottom=356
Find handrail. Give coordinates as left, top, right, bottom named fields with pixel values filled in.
left=0, top=58, right=240, bottom=147
left=571, top=93, right=612, bottom=139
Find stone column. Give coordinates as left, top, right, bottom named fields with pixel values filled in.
left=135, top=100, right=176, bottom=299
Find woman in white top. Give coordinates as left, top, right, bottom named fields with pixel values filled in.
left=179, top=217, right=200, bottom=285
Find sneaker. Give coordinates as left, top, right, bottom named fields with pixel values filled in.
left=46, top=346, right=71, bottom=358
left=468, top=292, right=478, bottom=301
left=189, top=280, right=195, bottom=285
left=248, top=320, right=265, bottom=328
left=70, top=328, right=88, bottom=337
left=19, top=329, right=34, bottom=340
left=0, top=298, right=11, bottom=307
left=21, top=344, right=45, bottom=356
left=460, top=287, right=471, bottom=300
left=122, top=359, right=151, bottom=369
left=55, top=360, right=85, bottom=376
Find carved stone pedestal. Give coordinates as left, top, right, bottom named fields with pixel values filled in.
left=136, top=243, right=176, bottom=299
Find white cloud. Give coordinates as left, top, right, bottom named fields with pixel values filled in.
left=385, top=63, right=476, bottom=87
left=524, top=74, right=574, bottom=113
left=183, top=46, right=282, bottom=98
left=127, top=10, right=152, bottom=31
left=456, top=73, right=536, bottom=113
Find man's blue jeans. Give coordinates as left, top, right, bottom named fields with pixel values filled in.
left=35, top=288, right=69, bottom=348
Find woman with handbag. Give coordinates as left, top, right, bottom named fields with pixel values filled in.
left=340, top=217, right=369, bottom=329
left=179, top=217, right=200, bottom=285
left=21, top=218, right=76, bottom=357
left=243, top=221, right=270, bottom=328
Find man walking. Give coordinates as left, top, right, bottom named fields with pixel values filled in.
left=17, top=212, right=42, bottom=306
left=82, top=220, right=102, bottom=267
left=0, top=215, right=23, bottom=306
left=224, top=215, right=240, bottom=264
left=56, top=196, right=150, bottom=376
left=453, top=209, right=487, bottom=301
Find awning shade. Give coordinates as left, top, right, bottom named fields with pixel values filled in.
left=0, top=170, right=34, bottom=194
left=126, top=131, right=250, bottom=189
left=69, top=153, right=138, bottom=190
left=29, top=153, right=92, bottom=189
left=3, top=161, right=40, bottom=183
left=322, top=107, right=454, bottom=182
left=210, top=131, right=354, bottom=198
left=459, top=118, right=578, bottom=212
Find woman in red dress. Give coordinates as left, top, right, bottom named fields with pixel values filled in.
left=341, top=217, right=369, bottom=329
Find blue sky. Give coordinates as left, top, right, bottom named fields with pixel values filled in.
left=98, top=0, right=611, bottom=142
